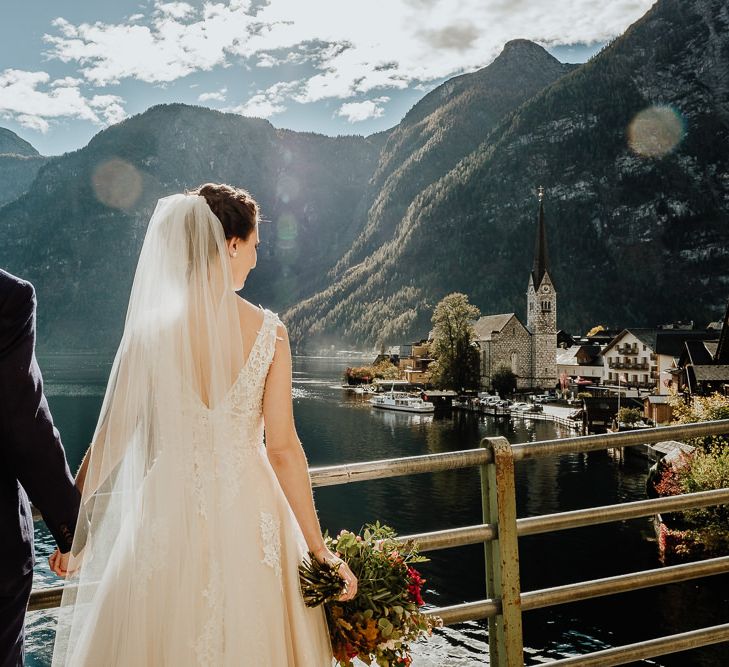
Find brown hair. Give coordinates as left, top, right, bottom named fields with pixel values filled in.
left=188, top=182, right=259, bottom=241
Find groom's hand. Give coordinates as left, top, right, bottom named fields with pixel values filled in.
left=48, top=547, right=71, bottom=578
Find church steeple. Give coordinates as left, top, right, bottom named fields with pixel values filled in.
left=525, top=185, right=557, bottom=390
left=531, top=185, right=550, bottom=288
left=715, top=295, right=729, bottom=363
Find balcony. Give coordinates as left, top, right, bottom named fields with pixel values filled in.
left=617, top=344, right=639, bottom=355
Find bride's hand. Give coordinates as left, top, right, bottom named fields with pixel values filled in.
left=312, top=546, right=358, bottom=602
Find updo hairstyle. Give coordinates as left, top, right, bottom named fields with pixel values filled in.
left=188, top=182, right=259, bottom=241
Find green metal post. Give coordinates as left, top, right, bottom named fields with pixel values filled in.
left=480, top=436, right=524, bottom=666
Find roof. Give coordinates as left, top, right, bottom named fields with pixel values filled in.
left=556, top=346, right=580, bottom=366
left=691, top=365, right=729, bottom=382
left=556, top=345, right=602, bottom=367
left=684, top=340, right=716, bottom=365
left=715, top=297, right=729, bottom=362
left=602, top=329, right=658, bottom=354
left=649, top=440, right=695, bottom=460
left=654, top=331, right=719, bottom=357
left=644, top=395, right=670, bottom=404
left=603, top=328, right=718, bottom=356
left=531, top=196, right=551, bottom=288
left=473, top=313, right=519, bottom=340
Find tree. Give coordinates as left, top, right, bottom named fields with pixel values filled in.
left=617, top=407, right=642, bottom=425
left=492, top=366, right=517, bottom=397
left=429, top=292, right=481, bottom=391
left=586, top=324, right=606, bottom=337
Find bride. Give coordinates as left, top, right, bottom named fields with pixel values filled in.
left=48, top=183, right=357, bottom=665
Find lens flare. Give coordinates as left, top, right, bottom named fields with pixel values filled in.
left=276, top=174, right=300, bottom=204
left=627, top=105, right=685, bottom=158
left=92, top=158, right=143, bottom=210
left=276, top=213, right=298, bottom=251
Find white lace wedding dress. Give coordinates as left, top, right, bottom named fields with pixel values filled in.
left=56, top=307, right=334, bottom=665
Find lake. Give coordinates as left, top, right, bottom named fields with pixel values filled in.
left=25, top=355, right=728, bottom=666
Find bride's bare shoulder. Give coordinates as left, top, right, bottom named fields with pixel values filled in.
left=234, top=296, right=265, bottom=328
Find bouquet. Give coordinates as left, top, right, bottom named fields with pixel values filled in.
left=299, top=521, right=443, bottom=666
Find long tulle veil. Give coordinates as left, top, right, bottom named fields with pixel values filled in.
left=52, top=193, right=246, bottom=664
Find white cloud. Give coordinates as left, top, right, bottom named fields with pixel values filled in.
left=229, top=95, right=285, bottom=118
left=0, top=69, right=126, bottom=133
left=50, top=76, right=85, bottom=88
left=337, top=97, right=390, bottom=123
left=155, top=3, right=196, bottom=20
left=224, top=80, right=301, bottom=118
left=198, top=87, right=228, bottom=102
left=42, top=0, right=654, bottom=112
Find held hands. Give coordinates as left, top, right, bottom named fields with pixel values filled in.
left=48, top=548, right=70, bottom=578
left=312, top=545, right=358, bottom=602
left=49, top=547, right=82, bottom=578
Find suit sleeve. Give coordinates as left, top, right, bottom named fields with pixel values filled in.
left=0, top=280, right=81, bottom=553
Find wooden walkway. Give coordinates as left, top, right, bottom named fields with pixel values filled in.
left=454, top=401, right=583, bottom=432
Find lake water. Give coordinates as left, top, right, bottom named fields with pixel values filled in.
left=26, top=355, right=728, bottom=666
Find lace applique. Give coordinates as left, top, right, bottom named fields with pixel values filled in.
left=189, top=410, right=213, bottom=519
left=182, top=308, right=283, bottom=515
left=136, top=517, right=168, bottom=592
left=259, top=510, right=283, bottom=590
left=194, top=561, right=223, bottom=664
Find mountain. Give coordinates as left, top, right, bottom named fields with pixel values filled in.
left=285, top=0, right=729, bottom=351
left=0, top=104, right=383, bottom=352
left=0, top=128, right=49, bottom=206
left=328, top=39, right=576, bottom=281
left=0, top=127, right=39, bottom=156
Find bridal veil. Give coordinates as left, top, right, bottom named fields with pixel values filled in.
left=52, top=193, right=250, bottom=663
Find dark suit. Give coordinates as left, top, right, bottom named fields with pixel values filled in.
left=0, top=269, right=80, bottom=667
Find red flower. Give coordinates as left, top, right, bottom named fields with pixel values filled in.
left=407, top=566, right=426, bottom=606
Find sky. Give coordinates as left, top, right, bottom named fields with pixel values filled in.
left=0, top=0, right=655, bottom=156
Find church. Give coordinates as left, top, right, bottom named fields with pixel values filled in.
left=474, top=188, right=558, bottom=390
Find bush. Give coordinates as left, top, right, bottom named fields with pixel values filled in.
left=345, top=360, right=400, bottom=383
left=655, top=446, right=729, bottom=559
left=668, top=392, right=729, bottom=452
left=617, top=407, right=642, bottom=425
left=492, top=366, right=517, bottom=397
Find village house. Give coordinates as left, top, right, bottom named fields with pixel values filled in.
left=602, top=328, right=719, bottom=395
left=673, top=304, right=729, bottom=395
left=556, top=343, right=604, bottom=386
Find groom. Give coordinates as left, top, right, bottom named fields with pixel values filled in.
left=0, top=269, right=80, bottom=667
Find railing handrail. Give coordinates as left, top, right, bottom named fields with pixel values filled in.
left=28, top=418, right=729, bottom=665
left=396, top=487, right=729, bottom=550
left=308, top=448, right=492, bottom=486
left=511, top=419, right=729, bottom=461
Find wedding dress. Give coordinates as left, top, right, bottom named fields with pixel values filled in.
left=52, top=194, right=333, bottom=665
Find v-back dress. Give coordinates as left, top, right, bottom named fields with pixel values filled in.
left=55, top=307, right=334, bottom=666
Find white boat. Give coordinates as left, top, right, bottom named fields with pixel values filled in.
left=369, top=389, right=435, bottom=413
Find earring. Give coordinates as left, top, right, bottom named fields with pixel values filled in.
left=231, top=251, right=238, bottom=258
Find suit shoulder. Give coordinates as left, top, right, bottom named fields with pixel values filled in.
left=0, top=271, right=36, bottom=327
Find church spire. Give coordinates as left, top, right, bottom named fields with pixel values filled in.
left=715, top=294, right=729, bottom=363
left=531, top=185, right=550, bottom=287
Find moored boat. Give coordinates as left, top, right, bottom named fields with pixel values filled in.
left=369, top=389, right=435, bottom=413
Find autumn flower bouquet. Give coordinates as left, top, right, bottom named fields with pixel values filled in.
left=299, top=521, right=443, bottom=667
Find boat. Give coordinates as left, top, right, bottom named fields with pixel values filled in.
left=369, top=388, right=435, bottom=413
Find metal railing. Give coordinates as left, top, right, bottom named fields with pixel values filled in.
left=29, top=420, right=729, bottom=665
